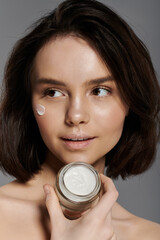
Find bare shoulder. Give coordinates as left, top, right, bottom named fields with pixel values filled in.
left=0, top=182, right=14, bottom=215
left=132, top=215, right=160, bottom=240
left=0, top=180, right=42, bottom=219
left=0, top=183, right=15, bottom=236
left=0, top=182, right=23, bottom=222
left=113, top=203, right=160, bottom=240
left=0, top=182, right=47, bottom=239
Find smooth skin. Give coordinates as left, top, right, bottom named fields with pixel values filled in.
left=0, top=36, right=160, bottom=240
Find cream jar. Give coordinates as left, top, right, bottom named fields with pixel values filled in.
left=55, top=162, right=101, bottom=219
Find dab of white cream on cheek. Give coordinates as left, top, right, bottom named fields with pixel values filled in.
left=35, top=104, right=45, bottom=116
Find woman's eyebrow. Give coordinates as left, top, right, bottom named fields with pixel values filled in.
left=35, top=78, right=66, bottom=86
left=34, top=75, right=114, bottom=86
left=86, top=76, right=114, bottom=86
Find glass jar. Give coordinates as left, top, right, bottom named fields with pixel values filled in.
left=55, top=162, right=101, bottom=219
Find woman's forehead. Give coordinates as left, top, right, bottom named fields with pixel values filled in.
left=32, top=36, right=112, bottom=85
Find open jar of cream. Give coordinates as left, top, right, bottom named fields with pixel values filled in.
left=55, top=162, right=101, bottom=219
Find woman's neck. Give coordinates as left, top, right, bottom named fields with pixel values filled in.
left=12, top=152, right=106, bottom=202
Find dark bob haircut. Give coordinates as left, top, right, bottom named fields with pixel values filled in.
left=0, top=0, right=160, bottom=182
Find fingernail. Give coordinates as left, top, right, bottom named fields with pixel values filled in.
left=43, top=185, right=50, bottom=196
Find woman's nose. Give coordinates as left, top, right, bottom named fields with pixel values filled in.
left=65, top=97, right=90, bottom=126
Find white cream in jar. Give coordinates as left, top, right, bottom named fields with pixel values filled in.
left=55, top=162, right=101, bottom=219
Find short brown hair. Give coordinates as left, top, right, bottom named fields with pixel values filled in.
left=0, top=0, right=160, bottom=182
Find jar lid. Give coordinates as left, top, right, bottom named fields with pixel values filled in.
left=56, top=162, right=101, bottom=204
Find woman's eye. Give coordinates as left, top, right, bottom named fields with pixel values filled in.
left=92, top=88, right=110, bottom=96
left=44, top=89, right=63, bottom=98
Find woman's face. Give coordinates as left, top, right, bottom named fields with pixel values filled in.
left=32, top=36, right=128, bottom=167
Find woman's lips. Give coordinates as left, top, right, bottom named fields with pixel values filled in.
left=61, top=136, right=96, bottom=150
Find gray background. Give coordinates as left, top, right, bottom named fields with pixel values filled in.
left=0, top=0, right=160, bottom=223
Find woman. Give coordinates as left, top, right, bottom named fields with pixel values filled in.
left=0, top=0, right=160, bottom=239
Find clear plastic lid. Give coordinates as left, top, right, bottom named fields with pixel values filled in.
left=56, top=162, right=101, bottom=204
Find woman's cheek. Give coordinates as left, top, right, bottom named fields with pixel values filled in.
left=94, top=101, right=126, bottom=136
left=34, top=104, right=63, bottom=135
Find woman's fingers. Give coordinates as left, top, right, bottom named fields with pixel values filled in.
left=43, top=177, right=118, bottom=240
left=100, top=174, right=118, bottom=196
left=88, top=174, right=118, bottom=220
left=43, top=184, right=65, bottom=226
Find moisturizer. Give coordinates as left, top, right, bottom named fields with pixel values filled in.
left=36, top=104, right=45, bottom=116
left=63, top=166, right=96, bottom=195
left=55, top=162, right=101, bottom=219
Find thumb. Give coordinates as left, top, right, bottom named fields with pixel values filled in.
left=43, top=184, right=64, bottom=225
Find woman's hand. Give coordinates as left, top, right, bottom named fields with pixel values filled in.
left=43, top=174, right=118, bottom=240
